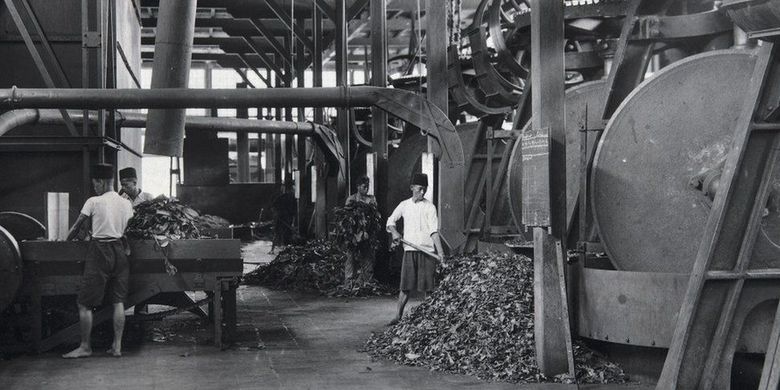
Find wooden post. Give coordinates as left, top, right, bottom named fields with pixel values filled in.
left=525, top=0, right=574, bottom=376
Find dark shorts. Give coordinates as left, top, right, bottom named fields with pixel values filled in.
left=399, top=251, right=436, bottom=292
left=77, top=240, right=130, bottom=308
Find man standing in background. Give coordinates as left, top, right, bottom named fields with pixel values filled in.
left=119, top=167, right=154, bottom=207
left=344, top=176, right=378, bottom=287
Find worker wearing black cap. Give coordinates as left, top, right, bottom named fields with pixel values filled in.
left=269, top=179, right=297, bottom=254
left=386, top=172, right=444, bottom=325
left=119, top=167, right=154, bottom=207
left=62, top=163, right=134, bottom=359
left=344, top=176, right=378, bottom=287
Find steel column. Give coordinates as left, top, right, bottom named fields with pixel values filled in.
left=371, top=0, right=388, bottom=215
left=336, top=0, right=350, bottom=197
left=236, top=83, right=250, bottom=182
left=313, top=1, right=327, bottom=238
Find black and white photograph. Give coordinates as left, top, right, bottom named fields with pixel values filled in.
left=0, top=0, right=777, bottom=388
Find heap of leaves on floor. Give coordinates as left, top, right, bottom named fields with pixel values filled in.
left=362, top=252, right=628, bottom=384
left=126, top=198, right=230, bottom=239
left=243, top=240, right=344, bottom=292
left=243, top=241, right=396, bottom=297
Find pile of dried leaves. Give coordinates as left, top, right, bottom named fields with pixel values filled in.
left=362, top=252, right=628, bottom=384
left=243, top=240, right=396, bottom=297
left=196, top=214, right=231, bottom=230
left=243, top=240, right=344, bottom=292
left=126, top=198, right=231, bottom=240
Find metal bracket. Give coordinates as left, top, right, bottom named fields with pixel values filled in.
left=82, top=31, right=101, bottom=48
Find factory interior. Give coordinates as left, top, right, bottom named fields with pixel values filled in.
left=2, top=0, right=780, bottom=389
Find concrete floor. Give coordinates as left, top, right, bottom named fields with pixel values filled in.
left=0, top=242, right=654, bottom=389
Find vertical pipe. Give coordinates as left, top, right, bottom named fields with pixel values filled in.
left=284, top=36, right=294, bottom=181
left=145, top=0, right=197, bottom=156
left=370, top=0, right=388, bottom=215
left=297, top=14, right=309, bottom=235
left=236, top=82, right=250, bottom=182
left=274, top=54, right=283, bottom=184
left=336, top=0, right=350, bottom=196
left=313, top=1, right=327, bottom=238
left=426, top=0, right=448, bottom=228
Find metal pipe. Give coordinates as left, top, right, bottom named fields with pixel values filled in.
left=0, top=108, right=38, bottom=136
left=0, top=86, right=378, bottom=109
left=0, top=109, right=319, bottom=136
left=145, top=0, right=197, bottom=156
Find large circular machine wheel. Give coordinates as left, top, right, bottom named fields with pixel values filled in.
left=508, top=80, right=606, bottom=233
left=591, top=49, right=780, bottom=272
left=0, top=225, right=22, bottom=313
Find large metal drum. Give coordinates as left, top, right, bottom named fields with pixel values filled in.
left=508, top=80, right=606, bottom=232
left=591, top=49, right=780, bottom=272
left=0, top=226, right=22, bottom=312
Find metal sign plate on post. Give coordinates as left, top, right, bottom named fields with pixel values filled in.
left=521, top=126, right=551, bottom=227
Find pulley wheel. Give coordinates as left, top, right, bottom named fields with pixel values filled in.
left=0, top=225, right=22, bottom=313
left=590, top=49, right=777, bottom=272
left=508, top=80, right=606, bottom=233
left=0, top=211, right=46, bottom=241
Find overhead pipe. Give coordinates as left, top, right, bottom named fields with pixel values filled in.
left=0, top=108, right=345, bottom=177
left=1, top=86, right=375, bottom=109
left=145, top=0, right=197, bottom=156
left=0, top=85, right=468, bottom=250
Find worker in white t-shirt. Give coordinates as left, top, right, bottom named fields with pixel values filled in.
left=62, top=163, right=134, bottom=359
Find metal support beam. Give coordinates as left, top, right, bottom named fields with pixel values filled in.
left=526, top=0, right=574, bottom=376
left=236, top=83, right=250, bottom=182
left=312, top=2, right=327, bottom=238
left=248, top=19, right=293, bottom=67
left=263, top=0, right=315, bottom=53
left=241, top=36, right=288, bottom=85
left=371, top=0, right=388, bottom=216
left=4, top=0, right=79, bottom=136
left=336, top=0, right=350, bottom=197
left=314, top=0, right=336, bottom=21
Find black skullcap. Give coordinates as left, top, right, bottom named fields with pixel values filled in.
left=119, top=167, right=137, bottom=180
left=91, top=163, right=114, bottom=179
left=411, top=173, right=428, bottom=187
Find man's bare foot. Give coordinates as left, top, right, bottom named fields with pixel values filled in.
left=106, top=348, right=122, bottom=357
left=386, top=317, right=400, bottom=326
left=62, top=346, right=92, bottom=359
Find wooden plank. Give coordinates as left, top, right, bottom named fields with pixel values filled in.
left=21, top=239, right=241, bottom=261
left=533, top=228, right=572, bottom=374
left=759, top=302, right=780, bottom=389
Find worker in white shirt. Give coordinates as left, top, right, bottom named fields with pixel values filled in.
left=62, top=163, right=134, bottom=359
left=386, top=173, right=444, bottom=325
left=119, top=167, right=154, bottom=207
